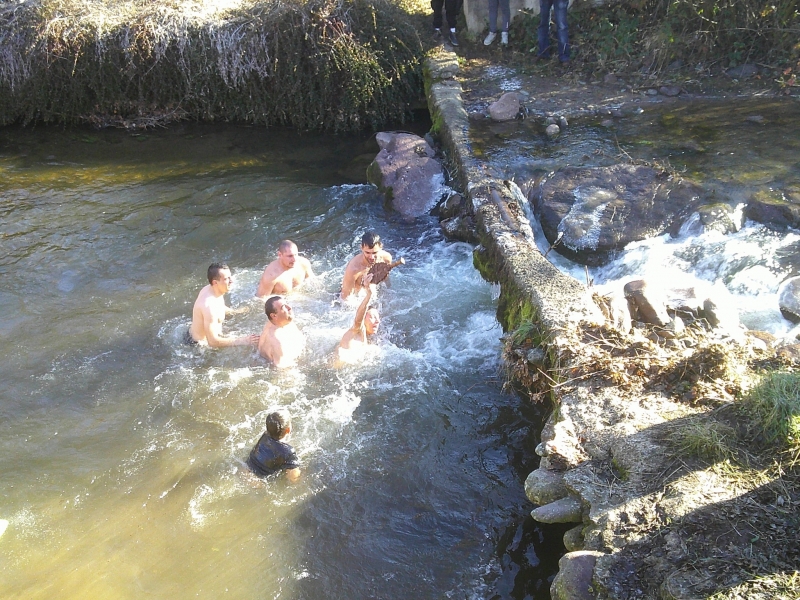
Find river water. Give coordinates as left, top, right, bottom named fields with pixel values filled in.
left=473, top=97, right=800, bottom=340
left=0, top=124, right=564, bottom=599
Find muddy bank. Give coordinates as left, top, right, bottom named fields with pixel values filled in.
left=425, top=49, right=800, bottom=599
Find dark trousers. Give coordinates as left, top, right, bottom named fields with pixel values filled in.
left=431, top=0, right=462, bottom=30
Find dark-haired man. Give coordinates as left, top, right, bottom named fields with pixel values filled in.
left=248, top=409, right=301, bottom=482
left=256, top=240, right=314, bottom=297
left=340, top=231, right=392, bottom=300
left=258, top=295, right=305, bottom=368
left=188, top=263, right=260, bottom=347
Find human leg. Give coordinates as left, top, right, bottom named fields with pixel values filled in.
left=444, top=0, right=462, bottom=31
left=431, top=0, right=444, bottom=30
left=554, top=0, right=570, bottom=61
left=499, top=0, right=511, bottom=32
left=537, top=0, right=554, bottom=58
left=488, top=0, right=498, bottom=32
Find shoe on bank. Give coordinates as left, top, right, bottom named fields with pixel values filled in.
left=483, top=32, right=497, bottom=46
left=448, top=31, right=459, bottom=46
left=501, top=31, right=509, bottom=45
left=433, top=28, right=442, bottom=41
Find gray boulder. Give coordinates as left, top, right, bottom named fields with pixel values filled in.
left=696, top=202, right=741, bottom=234
left=779, top=276, right=800, bottom=323
left=367, top=132, right=447, bottom=218
left=551, top=551, right=605, bottom=600
left=745, top=189, right=800, bottom=231
left=533, top=165, right=704, bottom=265
left=531, top=496, right=583, bottom=523
left=489, top=92, right=521, bottom=122
left=525, top=468, right=569, bottom=505
left=624, top=279, right=671, bottom=326
left=725, top=64, right=760, bottom=79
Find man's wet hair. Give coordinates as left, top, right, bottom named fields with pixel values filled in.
left=207, top=262, right=230, bottom=284
left=361, top=231, right=382, bottom=248
left=265, top=409, right=292, bottom=440
left=278, top=240, right=296, bottom=253
left=264, top=295, right=284, bottom=319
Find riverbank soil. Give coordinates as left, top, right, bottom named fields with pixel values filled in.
left=428, top=25, right=800, bottom=600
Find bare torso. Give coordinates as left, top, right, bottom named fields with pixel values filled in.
left=189, top=285, right=228, bottom=345
left=258, top=321, right=305, bottom=368
left=340, top=249, right=392, bottom=299
left=256, top=257, right=313, bottom=297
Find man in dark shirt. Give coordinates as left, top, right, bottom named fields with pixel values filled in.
left=248, top=410, right=301, bottom=482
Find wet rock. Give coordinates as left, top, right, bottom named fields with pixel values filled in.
left=533, top=165, right=705, bottom=265
left=778, top=276, right=800, bottom=323
left=600, top=119, right=614, bottom=127
left=725, top=63, right=759, bottom=79
left=437, top=193, right=464, bottom=220
left=468, top=110, right=487, bottom=122
left=746, top=115, right=766, bottom=124
left=551, top=551, right=605, bottom=600
left=367, top=132, right=446, bottom=218
left=745, top=189, right=800, bottom=230
left=659, top=85, right=681, bottom=97
left=559, top=115, right=569, bottom=129
left=440, top=215, right=478, bottom=244
left=546, top=124, right=561, bottom=138
left=696, top=203, right=741, bottom=234
left=603, top=73, right=618, bottom=85
left=646, top=88, right=659, bottom=96
left=489, top=92, right=520, bottom=122
left=531, top=496, right=583, bottom=523
left=624, top=280, right=671, bottom=326
left=563, top=525, right=584, bottom=552
left=525, top=468, right=569, bottom=505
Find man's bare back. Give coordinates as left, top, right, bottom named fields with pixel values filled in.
left=256, top=241, right=314, bottom=297
left=259, top=296, right=305, bottom=368
left=189, top=264, right=259, bottom=348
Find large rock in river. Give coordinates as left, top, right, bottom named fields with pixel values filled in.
left=745, top=188, right=800, bottom=231
left=779, top=276, right=800, bottom=323
left=367, top=132, right=447, bottom=218
left=534, top=165, right=704, bottom=265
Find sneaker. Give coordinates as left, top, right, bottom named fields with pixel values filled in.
left=501, top=31, right=509, bottom=45
left=448, top=30, right=459, bottom=46
left=483, top=32, right=497, bottom=46
left=433, top=28, right=442, bottom=41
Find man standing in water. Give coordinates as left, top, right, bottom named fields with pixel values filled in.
left=340, top=231, right=392, bottom=300
left=258, top=295, right=305, bottom=368
left=256, top=240, right=314, bottom=297
left=335, top=273, right=380, bottom=366
left=188, top=263, right=260, bottom=347
left=248, top=409, right=301, bottom=482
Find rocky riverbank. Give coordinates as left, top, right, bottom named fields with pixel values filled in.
left=425, top=49, right=800, bottom=600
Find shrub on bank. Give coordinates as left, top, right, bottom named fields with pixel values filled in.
left=513, top=0, right=800, bottom=75
left=0, top=0, right=424, bottom=130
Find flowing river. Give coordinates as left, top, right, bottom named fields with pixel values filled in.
left=0, top=124, right=564, bottom=599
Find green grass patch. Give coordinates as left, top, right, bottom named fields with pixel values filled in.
left=740, top=371, right=800, bottom=465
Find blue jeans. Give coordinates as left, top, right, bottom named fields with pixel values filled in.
left=538, top=0, right=570, bottom=61
left=488, top=0, right=510, bottom=32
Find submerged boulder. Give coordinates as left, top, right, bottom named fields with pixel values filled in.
left=367, top=132, right=447, bottom=218
left=745, top=188, right=800, bottom=231
left=534, top=165, right=704, bottom=265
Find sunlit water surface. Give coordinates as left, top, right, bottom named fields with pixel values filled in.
left=472, top=98, right=800, bottom=339
left=0, top=125, right=563, bottom=599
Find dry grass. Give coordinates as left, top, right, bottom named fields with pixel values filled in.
left=0, top=0, right=425, bottom=129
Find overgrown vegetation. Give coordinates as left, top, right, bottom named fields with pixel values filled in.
left=0, top=0, right=425, bottom=130
left=512, top=0, right=800, bottom=78
left=741, top=370, right=800, bottom=465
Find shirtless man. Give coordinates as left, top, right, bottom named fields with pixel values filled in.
left=258, top=295, right=305, bottom=368
left=335, top=273, right=380, bottom=365
left=340, top=231, right=392, bottom=300
left=256, top=240, right=314, bottom=298
left=188, top=263, right=260, bottom=348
